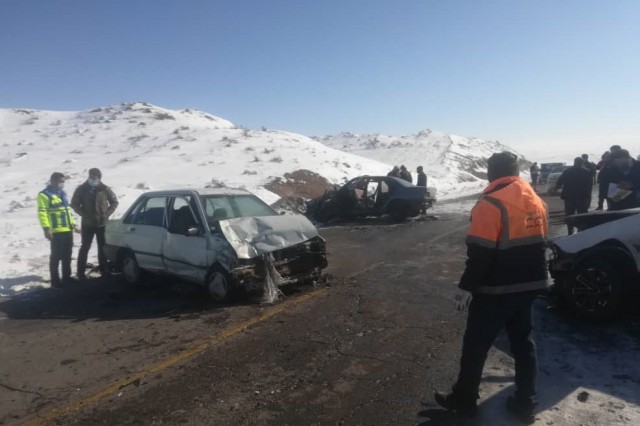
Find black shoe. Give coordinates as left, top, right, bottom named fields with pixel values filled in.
left=434, top=391, right=478, bottom=416
left=506, top=396, right=535, bottom=424
left=63, top=277, right=79, bottom=285
left=51, top=281, right=63, bottom=289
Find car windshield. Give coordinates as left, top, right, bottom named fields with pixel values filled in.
left=200, top=194, right=276, bottom=224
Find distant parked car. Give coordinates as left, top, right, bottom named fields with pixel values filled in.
left=305, top=176, right=433, bottom=222
left=104, top=188, right=327, bottom=300
left=539, top=162, right=565, bottom=185
left=546, top=165, right=572, bottom=195
left=548, top=208, right=640, bottom=318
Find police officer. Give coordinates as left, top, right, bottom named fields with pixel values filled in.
left=435, top=152, right=549, bottom=424
left=37, top=172, right=77, bottom=288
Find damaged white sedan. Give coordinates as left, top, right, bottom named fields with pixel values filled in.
left=549, top=208, right=640, bottom=318
left=104, top=188, right=327, bottom=300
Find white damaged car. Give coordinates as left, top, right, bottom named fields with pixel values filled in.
left=549, top=208, right=640, bottom=318
left=104, top=188, right=327, bottom=300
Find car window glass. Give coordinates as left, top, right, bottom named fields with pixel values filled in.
left=233, top=195, right=275, bottom=217
left=133, top=196, right=167, bottom=227
left=201, top=195, right=275, bottom=226
left=169, top=196, right=199, bottom=234
left=123, top=200, right=144, bottom=224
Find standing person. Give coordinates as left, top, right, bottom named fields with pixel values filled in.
left=434, top=152, right=549, bottom=424
left=416, top=166, right=428, bottom=214
left=597, top=146, right=623, bottom=210
left=554, top=157, right=594, bottom=235
left=529, top=162, right=540, bottom=190
left=581, top=154, right=597, bottom=184
left=37, top=172, right=77, bottom=288
left=71, top=168, right=119, bottom=278
left=595, top=151, right=611, bottom=210
left=605, top=149, right=640, bottom=211
left=387, top=166, right=400, bottom=178
left=399, top=165, right=412, bottom=183
left=416, top=166, right=427, bottom=187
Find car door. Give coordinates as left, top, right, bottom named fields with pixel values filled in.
left=125, top=196, right=169, bottom=272
left=163, top=195, right=208, bottom=283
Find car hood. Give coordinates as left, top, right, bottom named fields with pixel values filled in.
left=218, top=214, right=320, bottom=259
left=566, top=208, right=640, bottom=231
left=553, top=209, right=640, bottom=254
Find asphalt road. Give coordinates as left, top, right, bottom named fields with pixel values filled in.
left=0, top=190, right=618, bottom=426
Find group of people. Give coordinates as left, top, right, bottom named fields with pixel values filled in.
left=542, top=145, right=640, bottom=235
left=37, top=168, right=119, bottom=287
left=387, top=165, right=427, bottom=187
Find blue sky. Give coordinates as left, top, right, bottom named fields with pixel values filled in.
left=2, top=0, right=640, bottom=156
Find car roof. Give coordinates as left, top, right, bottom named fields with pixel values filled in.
left=138, top=188, right=253, bottom=197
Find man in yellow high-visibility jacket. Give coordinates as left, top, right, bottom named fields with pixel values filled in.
left=37, top=172, right=78, bottom=287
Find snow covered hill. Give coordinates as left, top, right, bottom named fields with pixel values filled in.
left=0, top=102, right=525, bottom=295
left=317, top=130, right=525, bottom=199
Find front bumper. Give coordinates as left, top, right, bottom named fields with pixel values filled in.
left=229, top=236, right=328, bottom=292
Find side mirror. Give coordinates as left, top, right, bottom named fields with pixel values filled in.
left=186, top=227, right=199, bottom=237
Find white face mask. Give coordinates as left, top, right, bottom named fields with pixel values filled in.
left=87, top=178, right=100, bottom=187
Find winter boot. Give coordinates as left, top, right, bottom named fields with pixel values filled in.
left=434, top=391, right=478, bottom=416
left=506, top=395, right=535, bottom=424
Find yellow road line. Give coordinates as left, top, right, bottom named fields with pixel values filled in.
left=25, top=287, right=327, bottom=426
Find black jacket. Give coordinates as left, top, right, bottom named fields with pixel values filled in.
left=555, top=166, right=593, bottom=200
left=416, top=172, right=427, bottom=187
left=605, top=160, right=640, bottom=210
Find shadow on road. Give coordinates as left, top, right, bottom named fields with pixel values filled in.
left=0, top=276, right=222, bottom=321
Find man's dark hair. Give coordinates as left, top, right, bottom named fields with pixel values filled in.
left=581, top=153, right=588, bottom=159
left=487, top=152, right=519, bottom=182
left=610, top=149, right=630, bottom=160
left=50, top=172, right=65, bottom=183
left=610, top=145, right=622, bottom=152
left=574, top=157, right=584, bottom=167
left=89, top=168, right=102, bottom=178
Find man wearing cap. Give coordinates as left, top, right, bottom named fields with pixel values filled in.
left=71, top=168, right=119, bottom=278
left=434, top=152, right=549, bottom=424
left=38, top=172, right=78, bottom=287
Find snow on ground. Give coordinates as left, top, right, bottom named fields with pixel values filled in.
left=475, top=301, right=640, bottom=426
left=1, top=103, right=524, bottom=297
left=1, top=103, right=639, bottom=425
left=0, top=102, right=390, bottom=296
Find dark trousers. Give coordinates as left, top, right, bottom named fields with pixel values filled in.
left=50, top=232, right=73, bottom=285
left=454, top=292, right=538, bottom=405
left=77, top=225, right=106, bottom=276
left=563, top=198, right=590, bottom=234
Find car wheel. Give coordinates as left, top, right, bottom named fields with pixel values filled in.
left=564, top=257, right=624, bottom=319
left=207, top=270, right=232, bottom=301
left=121, top=251, right=144, bottom=285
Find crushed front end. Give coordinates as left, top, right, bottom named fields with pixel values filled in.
left=229, top=236, right=328, bottom=292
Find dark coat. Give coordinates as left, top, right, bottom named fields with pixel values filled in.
left=399, top=170, right=412, bottom=183
left=604, top=160, right=640, bottom=210
left=416, top=171, right=427, bottom=187
left=71, top=182, right=119, bottom=227
left=555, top=166, right=593, bottom=200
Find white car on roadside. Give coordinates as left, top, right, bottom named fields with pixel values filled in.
left=548, top=208, right=640, bottom=318
left=104, top=188, right=327, bottom=300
